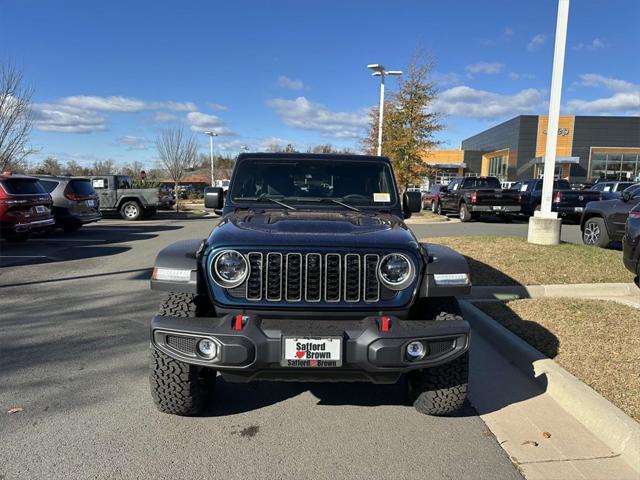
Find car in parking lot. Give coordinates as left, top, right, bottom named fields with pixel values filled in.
left=622, top=203, right=640, bottom=287
left=0, top=173, right=54, bottom=241
left=591, top=181, right=636, bottom=200
left=436, top=176, right=520, bottom=222
left=148, top=153, right=471, bottom=417
left=421, top=184, right=445, bottom=212
left=510, top=178, right=602, bottom=219
left=581, top=184, right=640, bottom=247
left=35, top=176, right=101, bottom=232
left=87, top=175, right=160, bottom=220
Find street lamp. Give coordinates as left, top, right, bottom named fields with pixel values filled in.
left=367, top=64, right=402, bottom=156
left=203, top=131, right=218, bottom=186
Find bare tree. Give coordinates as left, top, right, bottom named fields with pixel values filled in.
left=90, top=159, right=116, bottom=175
left=36, top=156, right=62, bottom=175
left=0, top=63, right=35, bottom=171
left=155, top=128, right=198, bottom=210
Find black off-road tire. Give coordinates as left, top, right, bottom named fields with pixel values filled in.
left=459, top=202, right=472, bottom=222
left=150, top=293, right=216, bottom=416
left=408, top=351, right=469, bottom=416
left=120, top=200, right=142, bottom=221
left=436, top=201, right=443, bottom=216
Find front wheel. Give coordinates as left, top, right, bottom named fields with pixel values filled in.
left=459, top=203, right=472, bottom=222
left=120, top=201, right=142, bottom=221
left=582, top=217, right=609, bottom=248
left=436, top=202, right=443, bottom=216
left=408, top=351, right=469, bottom=416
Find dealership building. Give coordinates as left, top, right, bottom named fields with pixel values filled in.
left=422, top=115, right=640, bottom=184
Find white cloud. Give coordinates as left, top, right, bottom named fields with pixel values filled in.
left=33, top=103, right=107, bottom=133
left=573, top=38, right=606, bottom=51
left=59, top=95, right=197, bottom=112
left=117, top=135, right=152, bottom=150
left=276, top=76, right=305, bottom=90
left=186, top=111, right=234, bottom=135
left=568, top=74, right=640, bottom=114
left=208, top=102, right=227, bottom=111
left=508, top=71, right=536, bottom=81
left=433, top=86, right=545, bottom=119
left=266, top=96, right=368, bottom=139
left=149, top=111, right=179, bottom=123
left=527, top=34, right=547, bottom=51
left=503, top=27, right=515, bottom=39
left=465, top=62, right=503, bottom=75
left=432, top=72, right=461, bottom=87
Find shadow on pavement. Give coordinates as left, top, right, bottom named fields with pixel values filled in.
left=0, top=223, right=183, bottom=268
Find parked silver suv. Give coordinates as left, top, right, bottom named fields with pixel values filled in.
left=36, top=176, right=101, bottom=232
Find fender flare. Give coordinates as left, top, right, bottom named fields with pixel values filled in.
left=419, top=243, right=471, bottom=297
left=150, top=239, right=205, bottom=293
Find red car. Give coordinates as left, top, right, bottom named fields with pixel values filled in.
left=0, top=173, right=55, bottom=241
left=421, top=184, right=446, bottom=212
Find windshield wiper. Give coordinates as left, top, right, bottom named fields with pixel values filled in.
left=235, top=194, right=296, bottom=210
left=322, top=198, right=361, bottom=212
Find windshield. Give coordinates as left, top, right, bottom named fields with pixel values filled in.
left=230, top=159, right=397, bottom=206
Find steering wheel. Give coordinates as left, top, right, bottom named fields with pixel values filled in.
left=343, top=194, right=368, bottom=200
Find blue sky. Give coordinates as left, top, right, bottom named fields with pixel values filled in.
left=1, top=0, right=639, bottom=169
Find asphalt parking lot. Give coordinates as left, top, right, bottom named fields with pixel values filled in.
left=0, top=215, right=575, bottom=480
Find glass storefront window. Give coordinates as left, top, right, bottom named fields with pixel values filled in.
left=590, top=152, right=639, bottom=181
left=488, top=156, right=508, bottom=181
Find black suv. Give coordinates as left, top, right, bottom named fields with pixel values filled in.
left=581, top=184, right=640, bottom=248
left=149, top=153, right=472, bottom=416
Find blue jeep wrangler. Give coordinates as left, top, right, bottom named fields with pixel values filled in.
left=149, top=153, right=471, bottom=416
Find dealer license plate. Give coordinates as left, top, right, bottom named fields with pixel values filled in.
left=574, top=207, right=584, bottom=212
left=281, top=337, right=342, bottom=367
left=35, top=205, right=47, bottom=214
left=492, top=206, right=503, bottom=211
left=86, top=199, right=96, bottom=207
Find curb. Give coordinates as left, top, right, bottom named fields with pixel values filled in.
left=468, top=282, right=638, bottom=300
left=460, top=300, right=640, bottom=473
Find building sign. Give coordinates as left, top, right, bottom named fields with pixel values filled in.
left=543, top=128, right=570, bottom=136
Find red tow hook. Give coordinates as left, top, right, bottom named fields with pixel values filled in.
left=234, top=314, right=248, bottom=331
left=380, top=315, right=391, bottom=332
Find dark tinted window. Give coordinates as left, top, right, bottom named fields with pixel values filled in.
left=39, top=179, right=59, bottom=193
left=624, top=184, right=640, bottom=197
left=118, top=176, right=131, bottom=189
left=616, top=182, right=634, bottom=191
left=468, top=177, right=501, bottom=189
left=69, top=179, right=96, bottom=196
left=1, top=178, right=46, bottom=194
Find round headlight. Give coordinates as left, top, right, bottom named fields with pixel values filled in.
left=378, top=253, right=415, bottom=290
left=211, top=250, right=248, bottom=288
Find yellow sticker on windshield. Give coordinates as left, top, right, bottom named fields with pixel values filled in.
left=373, top=192, right=390, bottom=202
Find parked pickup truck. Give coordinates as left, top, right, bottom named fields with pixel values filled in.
left=87, top=175, right=160, bottom=220
left=509, top=178, right=602, bottom=220
left=435, top=176, right=520, bottom=222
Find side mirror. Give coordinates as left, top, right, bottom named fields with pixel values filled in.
left=403, top=191, right=422, bottom=218
left=622, top=191, right=631, bottom=202
left=204, top=187, right=224, bottom=209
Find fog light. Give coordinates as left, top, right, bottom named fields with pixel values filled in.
left=406, top=341, right=427, bottom=361
left=197, top=338, right=217, bottom=359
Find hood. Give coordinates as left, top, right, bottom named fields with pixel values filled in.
left=207, top=209, right=419, bottom=250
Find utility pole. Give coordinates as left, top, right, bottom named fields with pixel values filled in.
left=204, top=131, right=218, bottom=186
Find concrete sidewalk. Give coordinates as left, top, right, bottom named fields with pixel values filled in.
left=469, top=331, right=638, bottom=480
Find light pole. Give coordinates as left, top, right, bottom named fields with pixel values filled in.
left=367, top=64, right=402, bottom=156
left=527, top=0, right=569, bottom=245
left=204, top=131, right=218, bottom=186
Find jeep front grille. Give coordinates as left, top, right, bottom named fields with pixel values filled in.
left=240, top=252, right=382, bottom=303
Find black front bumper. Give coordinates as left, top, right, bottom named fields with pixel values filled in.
left=151, top=314, right=470, bottom=384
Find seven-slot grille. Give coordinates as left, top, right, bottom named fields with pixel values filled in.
left=240, top=252, right=382, bottom=303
